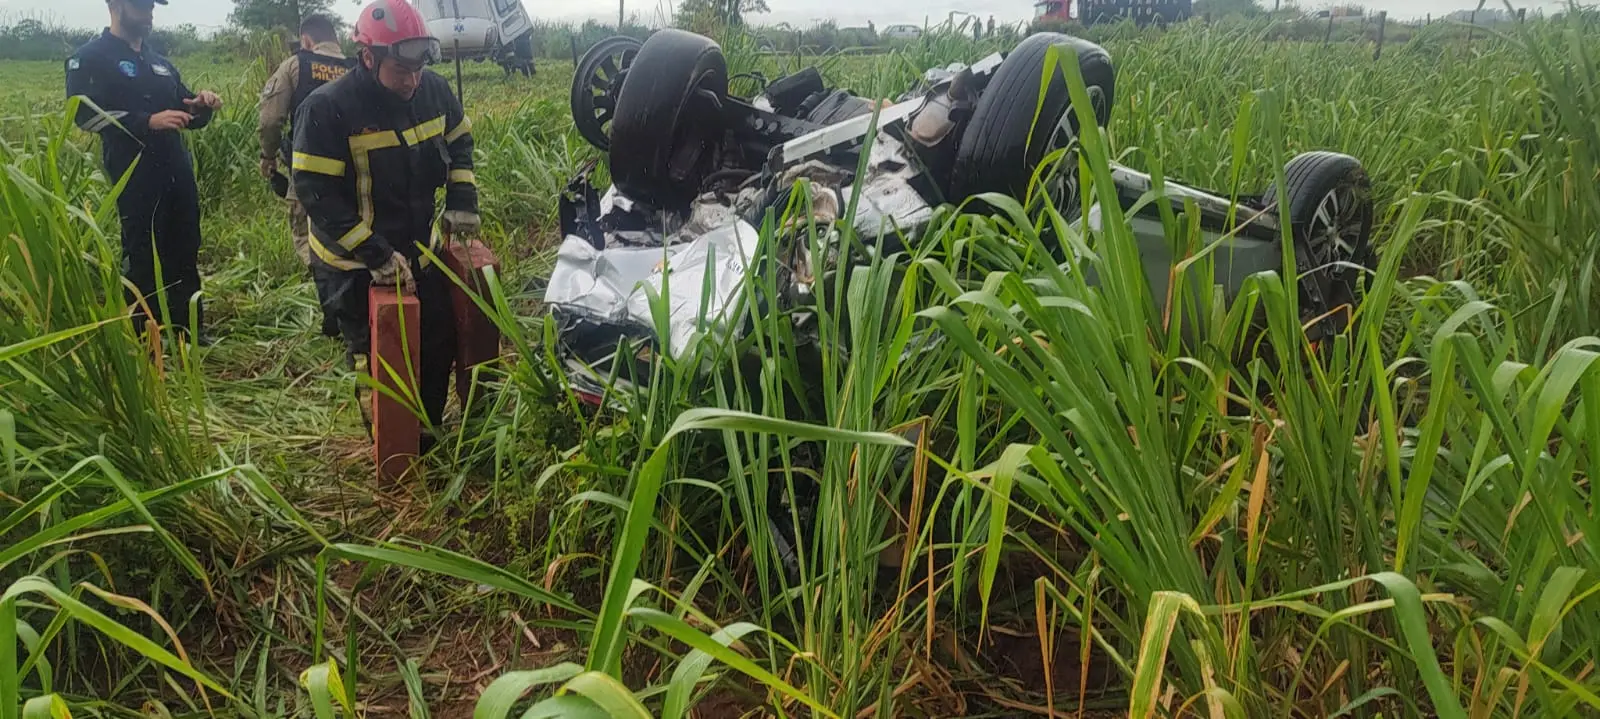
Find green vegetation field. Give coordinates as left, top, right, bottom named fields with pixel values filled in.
left=5, top=15, right=1600, bottom=717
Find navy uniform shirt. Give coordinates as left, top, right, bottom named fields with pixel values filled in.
left=65, top=29, right=213, bottom=182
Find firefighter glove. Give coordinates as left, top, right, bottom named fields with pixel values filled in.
left=370, top=252, right=416, bottom=294
left=441, top=210, right=481, bottom=237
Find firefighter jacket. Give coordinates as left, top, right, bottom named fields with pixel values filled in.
left=257, top=41, right=350, bottom=164
left=66, top=29, right=214, bottom=181
left=290, top=64, right=477, bottom=272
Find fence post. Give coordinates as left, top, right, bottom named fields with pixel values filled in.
left=570, top=34, right=578, bottom=65
left=1324, top=11, right=1335, bottom=45
left=453, top=40, right=463, bottom=102
left=1374, top=12, right=1387, bottom=60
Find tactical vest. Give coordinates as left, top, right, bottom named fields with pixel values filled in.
left=292, top=49, right=352, bottom=115
left=283, top=50, right=352, bottom=158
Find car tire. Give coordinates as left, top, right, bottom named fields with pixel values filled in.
left=1264, top=151, right=1375, bottom=341
left=608, top=30, right=728, bottom=210
left=571, top=35, right=643, bottom=151
left=950, top=32, right=1115, bottom=207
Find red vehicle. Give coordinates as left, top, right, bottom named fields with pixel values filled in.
left=1035, top=0, right=1073, bottom=23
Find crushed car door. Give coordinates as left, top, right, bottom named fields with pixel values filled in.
left=493, top=0, right=533, bottom=47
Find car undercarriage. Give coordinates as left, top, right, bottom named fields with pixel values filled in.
left=547, top=29, right=1375, bottom=404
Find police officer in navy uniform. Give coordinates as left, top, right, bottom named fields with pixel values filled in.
left=66, top=0, right=223, bottom=344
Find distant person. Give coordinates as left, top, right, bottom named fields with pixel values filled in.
left=66, top=0, right=223, bottom=344
left=987, top=15, right=995, bottom=37
left=257, top=13, right=352, bottom=338
left=293, top=0, right=478, bottom=446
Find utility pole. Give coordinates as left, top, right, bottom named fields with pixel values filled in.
left=1374, top=11, right=1386, bottom=61
left=619, top=0, right=625, bottom=31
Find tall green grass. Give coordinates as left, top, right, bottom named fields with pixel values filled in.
left=0, top=104, right=261, bottom=714
left=7, top=14, right=1600, bottom=717
left=423, top=18, right=1600, bottom=716
left=0, top=102, right=210, bottom=491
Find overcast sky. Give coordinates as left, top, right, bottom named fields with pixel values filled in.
left=0, top=0, right=1564, bottom=33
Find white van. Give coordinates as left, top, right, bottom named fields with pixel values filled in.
left=419, top=0, right=534, bottom=60
left=881, top=24, right=923, bottom=41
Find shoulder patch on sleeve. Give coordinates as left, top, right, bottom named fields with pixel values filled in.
left=67, top=57, right=81, bottom=71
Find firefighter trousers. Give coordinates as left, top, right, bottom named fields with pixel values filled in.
left=289, top=198, right=338, bottom=335
left=313, top=262, right=457, bottom=428
left=118, top=165, right=203, bottom=334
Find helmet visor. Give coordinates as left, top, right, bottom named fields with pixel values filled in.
left=389, top=37, right=440, bottom=69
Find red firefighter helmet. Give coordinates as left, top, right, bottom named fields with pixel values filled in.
left=353, top=0, right=439, bottom=66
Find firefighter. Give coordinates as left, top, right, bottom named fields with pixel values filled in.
left=257, top=13, right=352, bottom=338
left=292, top=0, right=479, bottom=442
left=67, top=0, right=223, bottom=343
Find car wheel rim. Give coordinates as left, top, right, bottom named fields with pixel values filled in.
left=1046, top=84, right=1107, bottom=145
left=1307, top=180, right=1367, bottom=283
left=1297, top=175, right=1372, bottom=339
left=575, top=40, right=640, bottom=150
left=1041, top=85, right=1106, bottom=211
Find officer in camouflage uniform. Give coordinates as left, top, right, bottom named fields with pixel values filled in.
left=258, top=14, right=352, bottom=337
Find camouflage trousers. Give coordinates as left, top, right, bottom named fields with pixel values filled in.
left=289, top=198, right=313, bottom=268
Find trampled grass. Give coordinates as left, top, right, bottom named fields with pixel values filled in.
left=4, top=13, right=1600, bottom=717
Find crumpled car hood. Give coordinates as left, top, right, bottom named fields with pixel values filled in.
left=545, top=218, right=761, bottom=361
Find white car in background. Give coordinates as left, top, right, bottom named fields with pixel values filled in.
left=418, top=0, right=536, bottom=72
left=881, top=24, right=923, bottom=41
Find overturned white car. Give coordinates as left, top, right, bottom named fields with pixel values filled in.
left=547, top=30, right=1375, bottom=404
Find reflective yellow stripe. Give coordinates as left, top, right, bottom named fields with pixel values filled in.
left=401, top=116, right=445, bottom=146
left=348, top=130, right=401, bottom=152
left=346, top=131, right=401, bottom=262
left=445, top=116, right=472, bottom=143
left=309, top=235, right=365, bottom=270
left=338, top=223, right=372, bottom=251
left=449, top=169, right=476, bottom=185
left=292, top=152, right=346, bottom=176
